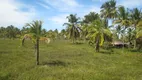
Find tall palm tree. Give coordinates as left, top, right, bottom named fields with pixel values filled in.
left=130, top=8, right=142, bottom=49
left=63, top=14, right=81, bottom=43
left=23, top=20, right=42, bottom=65
left=82, top=12, right=100, bottom=40
left=101, top=0, right=117, bottom=43
left=127, top=28, right=135, bottom=42
left=113, top=6, right=131, bottom=48
left=101, top=0, right=117, bottom=27
left=114, top=6, right=131, bottom=28
left=83, top=12, right=99, bottom=24
left=87, top=19, right=112, bottom=52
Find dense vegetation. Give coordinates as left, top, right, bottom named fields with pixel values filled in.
left=0, top=0, right=142, bottom=79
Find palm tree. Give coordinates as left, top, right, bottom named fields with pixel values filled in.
left=83, top=12, right=99, bottom=24
left=101, top=0, right=117, bottom=27
left=63, top=14, right=81, bottom=43
left=46, top=30, right=56, bottom=41
left=41, top=29, right=47, bottom=37
left=126, top=27, right=135, bottom=47
left=87, top=19, right=112, bottom=52
left=130, top=8, right=142, bottom=49
left=113, top=6, right=131, bottom=49
left=23, top=20, right=42, bottom=65
left=0, top=27, right=7, bottom=39
left=101, top=0, right=117, bottom=43
left=60, top=29, right=67, bottom=39
left=81, top=12, right=100, bottom=41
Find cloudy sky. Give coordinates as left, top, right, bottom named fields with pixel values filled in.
left=0, top=0, right=142, bottom=31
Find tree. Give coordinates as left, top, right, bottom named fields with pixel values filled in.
left=63, top=14, right=81, bottom=43
left=130, top=8, right=142, bottom=49
left=59, top=29, right=67, bottom=39
left=113, top=6, right=131, bottom=48
left=41, top=29, right=47, bottom=37
left=46, top=30, right=56, bottom=41
left=54, top=29, right=59, bottom=39
left=126, top=27, right=135, bottom=47
left=101, top=0, right=117, bottom=42
left=82, top=12, right=100, bottom=40
left=0, top=27, right=7, bottom=39
left=23, top=20, right=43, bottom=65
left=87, top=19, right=112, bottom=52
left=101, top=0, right=117, bottom=27
left=6, top=25, right=20, bottom=39
left=83, top=12, right=99, bottom=24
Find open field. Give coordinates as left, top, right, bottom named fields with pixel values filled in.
left=0, top=39, right=142, bottom=80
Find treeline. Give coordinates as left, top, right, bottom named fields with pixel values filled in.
left=0, top=25, right=20, bottom=39
left=0, top=25, right=63, bottom=40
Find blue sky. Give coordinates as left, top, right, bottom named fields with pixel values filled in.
left=0, top=0, right=142, bottom=31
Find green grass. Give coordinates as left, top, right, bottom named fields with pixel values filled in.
left=0, top=39, right=142, bottom=80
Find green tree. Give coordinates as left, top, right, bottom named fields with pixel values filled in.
left=0, top=27, right=7, bottom=39
left=130, top=8, right=142, bottom=49
left=6, top=25, right=20, bottom=39
left=46, top=30, right=56, bottom=41
left=23, top=20, right=43, bottom=65
left=41, top=29, right=47, bottom=37
left=101, top=0, right=117, bottom=27
left=87, top=19, right=112, bottom=52
left=63, top=14, right=81, bottom=43
left=82, top=12, right=99, bottom=40
left=59, top=29, right=67, bottom=39
left=54, top=29, right=59, bottom=39
left=114, top=6, right=131, bottom=47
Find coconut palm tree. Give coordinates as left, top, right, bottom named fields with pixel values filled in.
left=126, top=27, right=135, bottom=46
left=81, top=12, right=100, bottom=40
left=130, top=8, right=142, bottom=49
left=114, top=6, right=131, bottom=28
left=23, top=20, right=42, bottom=65
left=87, top=19, right=112, bottom=52
left=101, top=0, right=117, bottom=27
left=46, top=30, right=56, bottom=41
left=83, top=12, right=99, bottom=24
left=63, top=14, right=81, bottom=43
left=113, top=6, right=131, bottom=48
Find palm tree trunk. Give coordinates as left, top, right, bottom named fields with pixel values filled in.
left=36, top=38, right=39, bottom=65
left=133, top=39, right=136, bottom=49
left=96, top=37, right=100, bottom=52
left=133, top=25, right=137, bottom=49
left=73, top=38, right=75, bottom=43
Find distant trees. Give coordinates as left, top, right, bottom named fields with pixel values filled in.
left=0, top=25, right=20, bottom=39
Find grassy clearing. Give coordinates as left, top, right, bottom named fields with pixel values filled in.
left=0, top=39, right=142, bottom=80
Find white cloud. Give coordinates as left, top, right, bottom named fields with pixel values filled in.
left=88, top=6, right=100, bottom=13
left=0, top=0, right=36, bottom=28
left=92, top=0, right=108, bottom=2
left=42, top=0, right=82, bottom=12
left=118, top=0, right=142, bottom=8
left=48, top=6, right=100, bottom=25
left=37, top=2, right=50, bottom=9
left=48, top=14, right=68, bottom=25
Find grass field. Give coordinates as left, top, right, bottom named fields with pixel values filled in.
left=0, top=39, right=142, bottom=80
